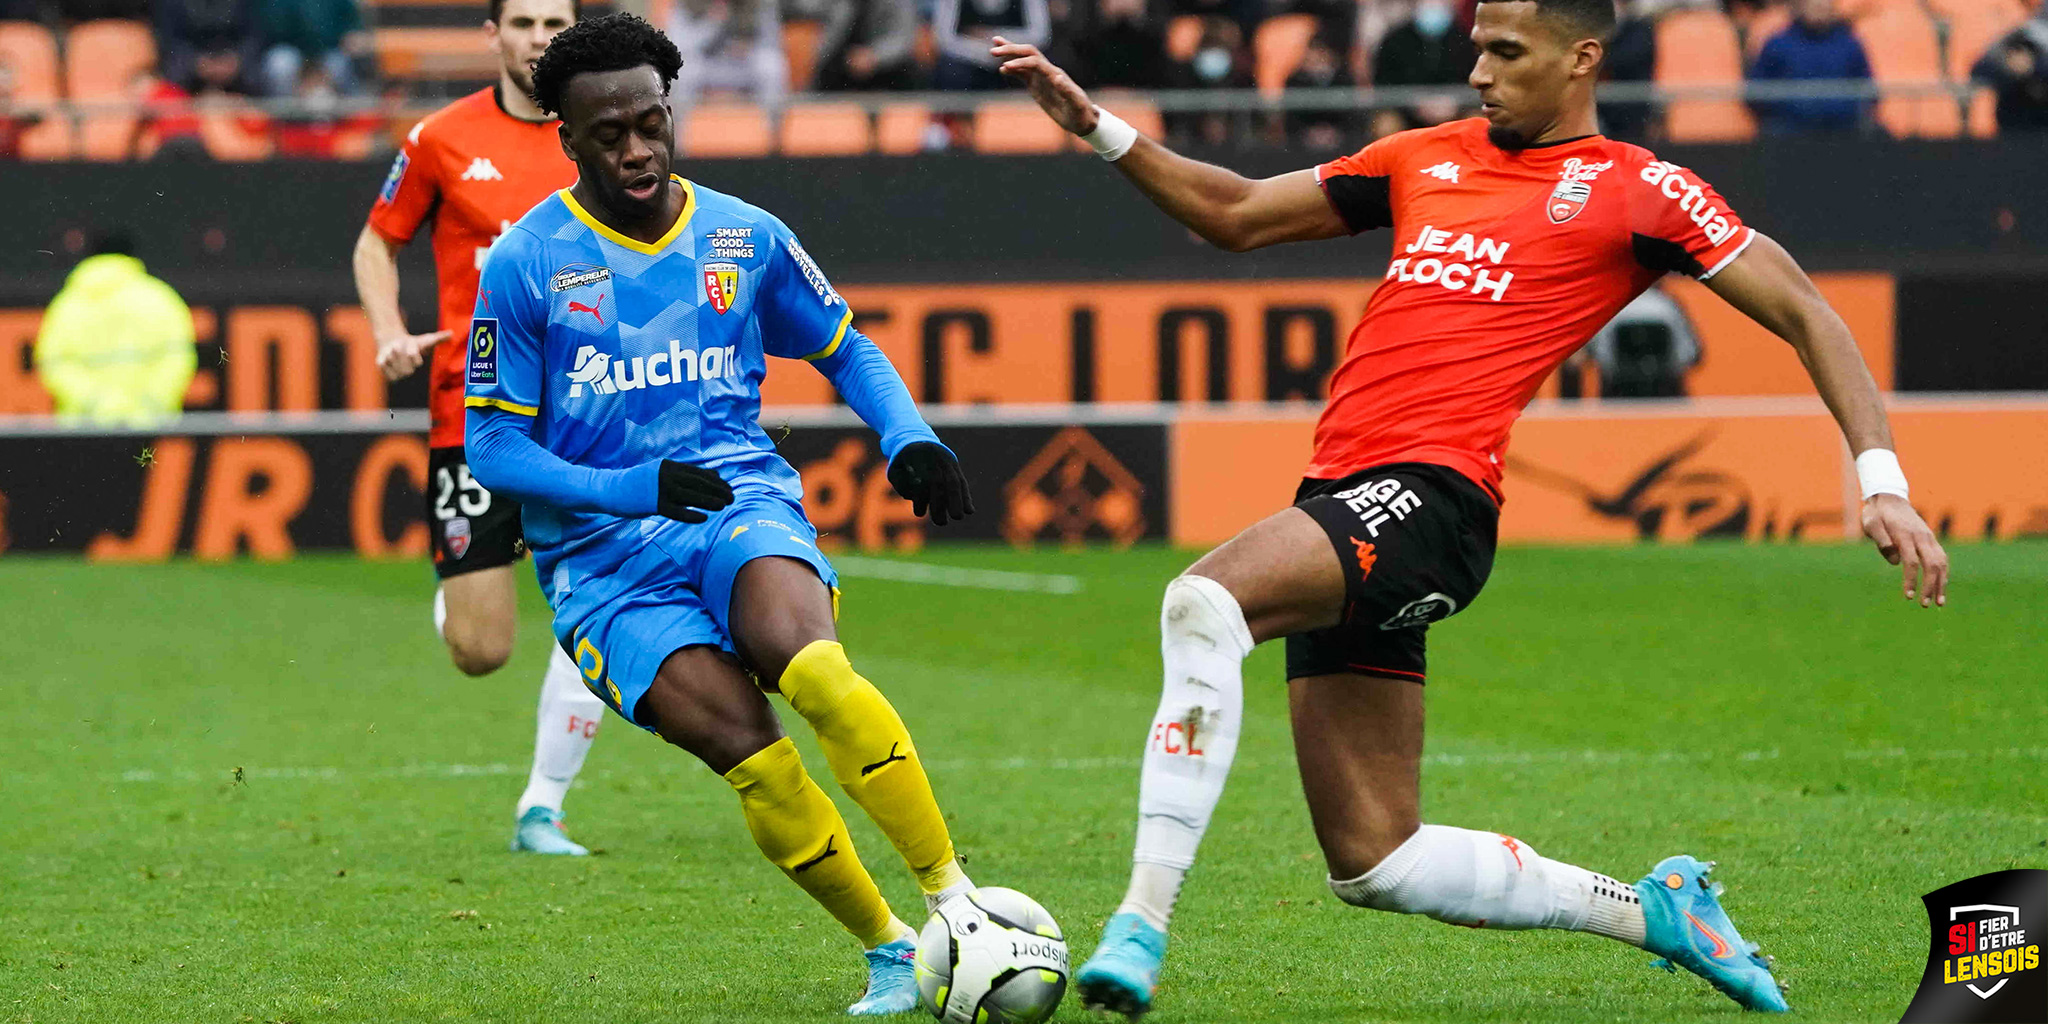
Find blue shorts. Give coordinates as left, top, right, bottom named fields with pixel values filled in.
left=548, top=492, right=838, bottom=729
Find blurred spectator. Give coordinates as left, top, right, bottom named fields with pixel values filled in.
left=130, top=68, right=205, bottom=159
left=1600, top=0, right=1658, bottom=142
left=271, top=64, right=379, bottom=158
left=668, top=0, right=788, bottom=111
left=1371, top=0, right=1475, bottom=137
left=1168, top=0, right=1258, bottom=37
left=35, top=234, right=197, bottom=427
left=813, top=0, right=921, bottom=90
left=1284, top=37, right=1356, bottom=148
left=1165, top=15, right=1247, bottom=144
left=1747, top=0, right=1871, bottom=135
left=0, top=60, right=44, bottom=162
left=1071, top=0, right=1170, bottom=87
left=156, top=0, right=261, bottom=94
left=933, top=0, right=1052, bottom=90
left=1971, top=7, right=2048, bottom=132
left=1563, top=284, right=1700, bottom=398
left=259, top=0, right=369, bottom=97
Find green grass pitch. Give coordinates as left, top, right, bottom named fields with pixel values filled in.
left=6, top=542, right=2045, bottom=1023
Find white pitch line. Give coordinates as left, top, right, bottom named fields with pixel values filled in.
left=832, top=555, right=1083, bottom=595
left=105, top=746, right=2048, bottom=786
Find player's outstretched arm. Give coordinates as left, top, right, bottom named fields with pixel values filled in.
left=351, top=225, right=450, bottom=382
left=991, top=38, right=1347, bottom=252
left=1705, top=232, right=1949, bottom=607
left=465, top=408, right=734, bottom=523
left=809, top=332, right=974, bottom=525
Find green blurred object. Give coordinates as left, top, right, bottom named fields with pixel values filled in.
left=34, top=253, right=196, bottom=427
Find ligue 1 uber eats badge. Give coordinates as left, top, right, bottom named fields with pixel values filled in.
left=1901, top=870, right=2048, bottom=1023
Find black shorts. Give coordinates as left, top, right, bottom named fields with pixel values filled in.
left=427, top=446, right=525, bottom=579
left=1285, top=462, right=1499, bottom=683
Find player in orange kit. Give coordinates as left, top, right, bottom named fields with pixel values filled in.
left=995, top=0, right=1948, bottom=1014
left=350, top=0, right=598, bottom=855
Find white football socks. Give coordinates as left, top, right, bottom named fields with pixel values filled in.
left=1327, top=824, right=1647, bottom=946
left=516, top=644, right=606, bottom=817
left=1117, top=575, right=1253, bottom=932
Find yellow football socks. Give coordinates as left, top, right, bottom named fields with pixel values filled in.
left=778, top=640, right=968, bottom=896
left=722, top=737, right=909, bottom=949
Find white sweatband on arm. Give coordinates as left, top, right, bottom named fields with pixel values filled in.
left=1081, top=107, right=1139, bottom=162
left=1855, top=448, right=1910, bottom=501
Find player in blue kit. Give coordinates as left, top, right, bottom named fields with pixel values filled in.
left=462, top=14, right=978, bottom=1014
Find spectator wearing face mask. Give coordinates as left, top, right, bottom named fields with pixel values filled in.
left=1164, top=16, right=1248, bottom=145
left=1370, top=0, right=1474, bottom=137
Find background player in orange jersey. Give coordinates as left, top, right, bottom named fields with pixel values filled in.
left=350, top=0, right=599, bottom=855
left=997, top=0, right=1948, bottom=1014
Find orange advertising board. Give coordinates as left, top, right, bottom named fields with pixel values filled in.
left=1167, top=397, right=2048, bottom=546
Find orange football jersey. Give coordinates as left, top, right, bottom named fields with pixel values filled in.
left=367, top=87, right=576, bottom=447
left=1312, top=118, right=1754, bottom=500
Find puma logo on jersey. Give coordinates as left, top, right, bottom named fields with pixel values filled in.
left=792, top=837, right=838, bottom=873
left=460, top=157, right=504, bottom=181
left=1421, top=161, right=1461, bottom=183
left=568, top=295, right=605, bottom=326
left=860, top=743, right=909, bottom=777
left=563, top=341, right=741, bottom=398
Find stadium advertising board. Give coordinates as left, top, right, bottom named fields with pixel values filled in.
left=0, top=273, right=1893, bottom=416
left=0, top=413, right=1168, bottom=559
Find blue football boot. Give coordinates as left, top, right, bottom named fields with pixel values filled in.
left=509, top=806, right=589, bottom=856
left=848, top=936, right=919, bottom=1015
left=1637, top=855, right=1790, bottom=1012
left=1075, top=912, right=1168, bottom=1018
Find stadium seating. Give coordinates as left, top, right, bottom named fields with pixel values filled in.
left=1740, top=4, right=1791, bottom=59
left=1252, top=12, right=1317, bottom=99
left=372, top=26, right=495, bottom=85
left=779, top=101, right=872, bottom=156
left=198, top=106, right=274, bottom=161
left=0, top=20, right=70, bottom=159
left=67, top=19, right=155, bottom=161
left=972, top=101, right=1067, bottom=153
left=1165, top=14, right=1203, bottom=62
left=1655, top=9, right=1757, bottom=142
left=875, top=102, right=931, bottom=154
left=783, top=19, right=821, bottom=92
left=681, top=102, right=774, bottom=157
left=1942, top=0, right=2025, bottom=137
left=1856, top=5, right=1960, bottom=137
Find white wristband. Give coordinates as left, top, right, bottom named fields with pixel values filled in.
left=1855, top=448, right=1909, bottom=501
left=1081, top=107, right=1139, bottom=162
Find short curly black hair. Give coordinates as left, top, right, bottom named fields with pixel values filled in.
left=529, top=13, right=683, bottom=118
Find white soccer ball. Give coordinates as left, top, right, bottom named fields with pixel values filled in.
left=915, top=887, right=1068, bottom=1024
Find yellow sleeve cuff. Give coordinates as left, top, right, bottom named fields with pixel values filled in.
left=465, top=396, right=538, bottom=416
left=800, top=309, right=855, bottom=362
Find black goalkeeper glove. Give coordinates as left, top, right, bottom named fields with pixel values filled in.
left=886, top=441, right=975, bottom=526
left=656, top=460, right=735, bottom=523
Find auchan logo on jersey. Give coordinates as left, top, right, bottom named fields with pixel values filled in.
left=1640, top=161, right=1740, bottom=247
left=1385, top=226, right=1514, bottom=301
left=564, top=342, right=741, bottom=398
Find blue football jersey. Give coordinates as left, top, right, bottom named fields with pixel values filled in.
left=464, top=176, right=853, bottom=592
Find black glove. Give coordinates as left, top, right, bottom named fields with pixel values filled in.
left=886, top=441, right=974, bottom=526
left=656, top=460, right=735, bottom=523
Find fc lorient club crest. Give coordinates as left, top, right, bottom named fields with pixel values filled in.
left=1547, top=156, right=1613, bottom=225
left=1901, top=869, right=2048, bottom=1023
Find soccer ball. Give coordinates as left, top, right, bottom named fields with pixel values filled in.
left=914, top=887, right=1068, bottom=1023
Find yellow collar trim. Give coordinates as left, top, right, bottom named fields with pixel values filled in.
left=560, top=175, right=696, bottom=256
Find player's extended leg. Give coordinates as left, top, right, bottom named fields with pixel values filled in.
left=1078, top=507, right=1345, bottom=1015
left=731, top=556, right=973, bottom=910
left=436, top=565, right=519, bottom=676
left=1298, top=672, right=1788, bottom=1012
left=636, top=644, right=922, bottom=1015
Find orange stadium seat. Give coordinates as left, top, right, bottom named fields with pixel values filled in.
left=681, top=102, right=773, bottom=157
left=779, top=101, right=871, bottom=155
left=1655, top=9, right=1756, bottom=141
left=373, top=27, right=495, bottom=83
left=1856, top=6, right=1960, bottom=137
left=67, top=20, right=156, bottom=161
left=199, top=105, right=274, bottom=161
left=0, top=21, right=71, bottom=158
left=783, top=19, right=821, bottom=91
left=972, top=101, right=1066, bottom=153
left=1166, top=15, right=1204, bottom=62
left=1945, top=0, right=2027, bottom=79
left=875, top=101, right=931, bottom=154
left=1741, top=4, right=1790, bottom=59
left=1253, top=12, right=1317, bottom=99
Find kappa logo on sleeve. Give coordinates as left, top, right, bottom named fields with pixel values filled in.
left=467, top=318, right=498, bottom=386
